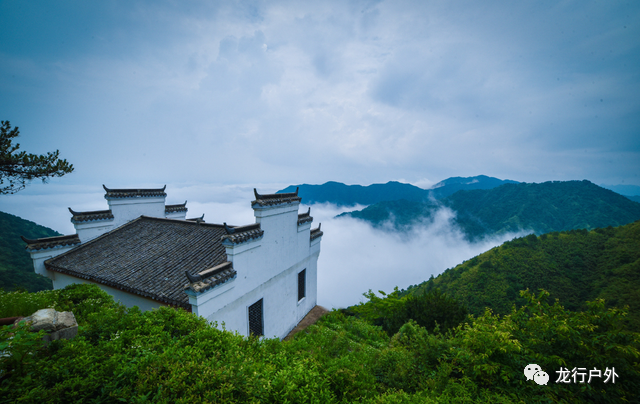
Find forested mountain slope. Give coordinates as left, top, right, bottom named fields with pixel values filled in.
left=405, top=219, right=640, bottom=331
left=0, top=211, right=58, bottom=292
left=341, top=180, right=640, bottom=241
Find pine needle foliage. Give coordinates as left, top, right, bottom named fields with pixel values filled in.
left=0, top=120, right=74, bottom=195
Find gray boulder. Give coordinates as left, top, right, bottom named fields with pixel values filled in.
left=19, top=308, right=78, bottom=344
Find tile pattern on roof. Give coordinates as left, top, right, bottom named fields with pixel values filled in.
left=252, top=188, right=301, bottom=207
left=68, top=207, right=114, bottom=223
left=21, top=234, right=81, bottom=251
left=103, top=184, right=167, bottom=199
left=221, top=222, right=264, bottom=245
left=46, top=216, right=228, bottom=308
left=310, top=223, right=323, bottom=241
left=297, top=207, right=313, bottom=225
left=184, top=261, right=237, bottom=294
left=165, top=201, right=188, bottom=213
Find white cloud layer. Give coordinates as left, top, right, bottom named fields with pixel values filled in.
left=310, top=203, right=527, bottom=308
left=1, top=184, right=526, bottom=309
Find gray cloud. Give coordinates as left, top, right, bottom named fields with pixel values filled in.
left=0, top=0, right=638, bottom=192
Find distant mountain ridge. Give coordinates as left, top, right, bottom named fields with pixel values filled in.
left=0, top=211, right=58, bottom=292
left=277, top=175, right=518, bottom=206
left=340, top=180, right=640, bottom=241
left=429, top=175, right=519, bottom=199
left=278, top=181, right=428, bottom=206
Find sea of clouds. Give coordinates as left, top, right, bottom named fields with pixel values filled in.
left=0, top=182, right=528, bottom=308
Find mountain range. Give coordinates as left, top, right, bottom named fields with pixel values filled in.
left=339, top=180, right=640, bottom=241
left=277, top=175, right=518, bottom=205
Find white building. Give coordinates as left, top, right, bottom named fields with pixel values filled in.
left=22, top=185, right=322, bottom=339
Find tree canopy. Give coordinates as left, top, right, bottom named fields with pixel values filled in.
left=0, top=120, right=74, bottom=195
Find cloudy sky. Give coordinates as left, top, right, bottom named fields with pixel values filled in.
left=2, top=0, right=639, bottom=190
left=1, top=1, right=639, bottom=306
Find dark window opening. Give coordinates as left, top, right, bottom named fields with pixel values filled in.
left=298, top=269, right=306, bottom=302
left=248, top=298, right=263, bottom=336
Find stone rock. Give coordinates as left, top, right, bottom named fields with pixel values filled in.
left=55, top=311, right=77, bottom=330
left=23, top=308, right=57, bottom=332
left=18, top=308, right=78, bottom=344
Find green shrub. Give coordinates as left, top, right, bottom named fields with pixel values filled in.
left=0, top=288, right=59, bottom=318
left=352, top=288, right=468, bottom=335
left=1, top=287, right=638, bottom=403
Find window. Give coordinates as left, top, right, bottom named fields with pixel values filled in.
left=298, top=269, right=306, bottom=302
left=248, top=298, right=263, bottom=336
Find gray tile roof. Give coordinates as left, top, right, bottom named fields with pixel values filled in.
left=221, top=223, right=264, bottom=245
left=21, top=234, right=81, bottom=251
left=68, top=207, right=114, bottom=223
left=310, top=224, right=323, bottom=241
left=45, top=216, right=228, bottom=309
left=103, top=184, right=167, bottom=199
left=252, top=188, right=301, bottom=207
left=297, top=207, right=313, bottom=225
left=165, top=201, right=188, bottom=214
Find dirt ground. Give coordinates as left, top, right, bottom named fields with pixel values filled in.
left=284, top=305, right=329, bottom=341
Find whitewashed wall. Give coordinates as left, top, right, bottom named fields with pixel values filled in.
left=28, top=246, right=77, bottom=280
left=53, top=272, right=168, bottom=312
left=107, top=196, right=166, bottom=228
left=74, top=221, right=115, bottom=243
left=189, top=202, right=320, bottom=339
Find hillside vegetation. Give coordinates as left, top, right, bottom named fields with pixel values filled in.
left=0, top=211, right=58, bottom=292
left=341, top=180, right=640, bottom=241
left=405, top=219, right=640, bottom=331
left=2, top=284, right=639, bottom=403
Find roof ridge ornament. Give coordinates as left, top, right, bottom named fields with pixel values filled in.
left=223, top=222, right=235, bottom=234
left=20, top=235, right=39, bottom=244
left=185, top=271, right=202, bottom=283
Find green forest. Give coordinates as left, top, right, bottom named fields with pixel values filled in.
left=342, top=180, right=640, bottom=241
left=0, top=211, right=57, bottom=292
left=1, top=283, right=639, bottom=403
left=404, top=219, right=640, bottom=332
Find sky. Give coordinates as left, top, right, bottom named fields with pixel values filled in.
left=1, top=0, right=639, bottom=307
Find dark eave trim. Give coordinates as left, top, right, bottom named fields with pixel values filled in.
left=46, top=262, right=190, bottom=309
